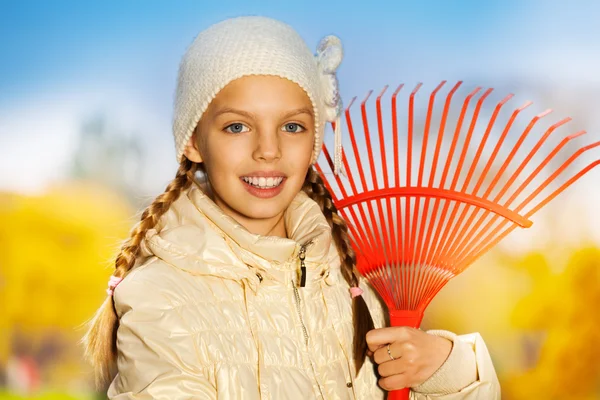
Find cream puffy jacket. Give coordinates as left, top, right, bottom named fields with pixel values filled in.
left=108, top=184, right=501, bottom=399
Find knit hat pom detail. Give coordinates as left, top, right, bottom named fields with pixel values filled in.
left=316, top=35, right=343, bottom=122
left=315, top=35, right=344, bottom=174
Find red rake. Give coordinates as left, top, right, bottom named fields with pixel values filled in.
left=316, top=81, right=600, bottom=399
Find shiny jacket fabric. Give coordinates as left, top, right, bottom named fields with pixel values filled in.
left=108, top=184, right=501, bottom=399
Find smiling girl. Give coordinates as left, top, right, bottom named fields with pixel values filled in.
left=83, top=16, right=501, bottom=399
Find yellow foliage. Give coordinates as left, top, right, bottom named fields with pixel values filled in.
left=0, top=182, right=133, bottom=365
left=506, top=248, right=600, bottom=399
left=424, top=246, right=600, bottom=399
left=425, top=250, right=531, bottom=374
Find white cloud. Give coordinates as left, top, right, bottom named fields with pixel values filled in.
left=0, top=97, right=79, bottom=194
left=0, top=83, right=177, bottom=195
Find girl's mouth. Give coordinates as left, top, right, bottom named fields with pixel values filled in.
left=241, top=176, right=285, bottom=189
left=240, top=176, right=287, bottom=199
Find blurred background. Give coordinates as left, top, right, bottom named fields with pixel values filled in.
left=1, top=1, right=599, bottom=399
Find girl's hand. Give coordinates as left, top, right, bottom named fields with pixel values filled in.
left=365, top=327, right=452, bottom=391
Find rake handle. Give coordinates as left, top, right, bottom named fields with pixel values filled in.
left=387, top=310, right=424, bottom=400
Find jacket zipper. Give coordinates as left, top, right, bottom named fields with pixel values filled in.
left=293, top=285, right=309, bottom=346
left=293, top=241, right=326, bottom=397
left=298, top=243, right=308, bottom=287
left=293, top=241, right=311, bottom=346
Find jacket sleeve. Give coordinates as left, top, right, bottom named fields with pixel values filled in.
left=410, top=330, right=501, bottom=400
left=107, top=276, right=217, bottom=400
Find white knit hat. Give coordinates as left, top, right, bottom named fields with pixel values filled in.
left=173, top=16, right=344, bottom=174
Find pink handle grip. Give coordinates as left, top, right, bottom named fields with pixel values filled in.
left=386, top=309, right=424, bottom=400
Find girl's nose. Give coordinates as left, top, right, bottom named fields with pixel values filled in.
left=253, top=130, right=282, bottom=162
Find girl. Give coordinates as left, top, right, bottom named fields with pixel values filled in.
left=84, top=16, right=501, bottom=399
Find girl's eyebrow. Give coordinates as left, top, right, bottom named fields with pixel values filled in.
left=213, top=107, right=314, bottom=119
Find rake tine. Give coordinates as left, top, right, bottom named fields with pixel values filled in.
left=343, top=97, right=382, bottom=261
left=358, top=90, right=392, bottom=285
left=391, top=84, right=407, bottom=308
left=415, top=81, right=463, bottom=306
left=437, top=93, right=512, bottom=268
left=320, top=137, right=378, bottom=267
left=431, top=88, right=493, bottom=268
left=364, top=86, right=397, bottom=305
left=458, top=140, right=600, bottom=269
left=375, top=85, right=402, bottom=305
left=423, top=85, right=480, bottom=270
left=408, top=81, right=445, bottom=305
left=347, top=95, right=383, bottom=261
left=503, top=130, right=587, bottom=208
left=455, top=130, right=589, bottom=265
left=446, top=100, right=532, bottom=266
left=415, top=82, right=459, bottom=264
left=403, top=82, right=422, bottom=307
left=492, top=117, right=572, bottom=204
left=451, top=107, right=553, bottom=263
left=448, top=119, right=576, bottom=264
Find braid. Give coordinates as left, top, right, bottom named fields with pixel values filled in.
left=114, top=158, right=196, bottom=277
left=302, top=167, right=375, bottom=375
left=83, top=157, right=197, bottom=388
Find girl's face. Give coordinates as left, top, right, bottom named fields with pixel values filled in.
left=184, top=75, right=315, bottom=236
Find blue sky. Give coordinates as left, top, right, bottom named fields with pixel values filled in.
left=0, top=0, right=512, bottom=100
left=1, top=0, right=599, bottom=199
left=2, top=0, right=598, bottom=98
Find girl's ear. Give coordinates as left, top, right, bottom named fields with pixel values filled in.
left=183, top=135, right=203, bottom=163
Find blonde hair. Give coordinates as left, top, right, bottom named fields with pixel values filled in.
left=302, top=167, right=375, bottom=374
left=82, top=157, right=197, bottom=387
left=83, top=161, right=375, bottom=387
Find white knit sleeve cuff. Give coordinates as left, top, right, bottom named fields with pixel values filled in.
left=412, top=329, right=478, bottom=395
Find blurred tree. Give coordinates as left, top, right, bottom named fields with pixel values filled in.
left=70, top=114, right=145, bottom=204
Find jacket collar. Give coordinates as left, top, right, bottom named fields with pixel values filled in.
left=139, top=183, right=338, bottom=288
left=187, top=184, right=332, bottom=264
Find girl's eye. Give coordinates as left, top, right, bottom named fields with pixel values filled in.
left=282, top=123, right=305, bottom=133
left=224, top=123, right=249, bottom=134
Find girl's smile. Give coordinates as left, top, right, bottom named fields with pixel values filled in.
left=241, top=176, right=287, bottom=198
left=240, top=171, right=288, bottom=198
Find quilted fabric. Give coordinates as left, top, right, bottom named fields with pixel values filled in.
left=108, top=183, right=500, bottom=399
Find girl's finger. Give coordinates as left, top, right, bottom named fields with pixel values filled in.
left=373, top=342, right=400, bottom=365
left=378, top=372, right=409, bottom=392
left=377, top=357, right=409, bottom=378
left=367, top=343, right=386, bottom=360
left=366, top=327, right=413, bottom=352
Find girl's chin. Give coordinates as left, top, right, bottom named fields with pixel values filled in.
left=240, top=201, right=287, bottom=219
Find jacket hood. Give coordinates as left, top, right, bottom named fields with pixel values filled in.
left=138, top=183, right=339, bottom=291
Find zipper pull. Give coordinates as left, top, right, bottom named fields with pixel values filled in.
left=298, top=245, right=307, bottom=287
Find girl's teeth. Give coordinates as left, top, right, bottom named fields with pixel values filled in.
left=243, top=176, right=284, bottom=189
